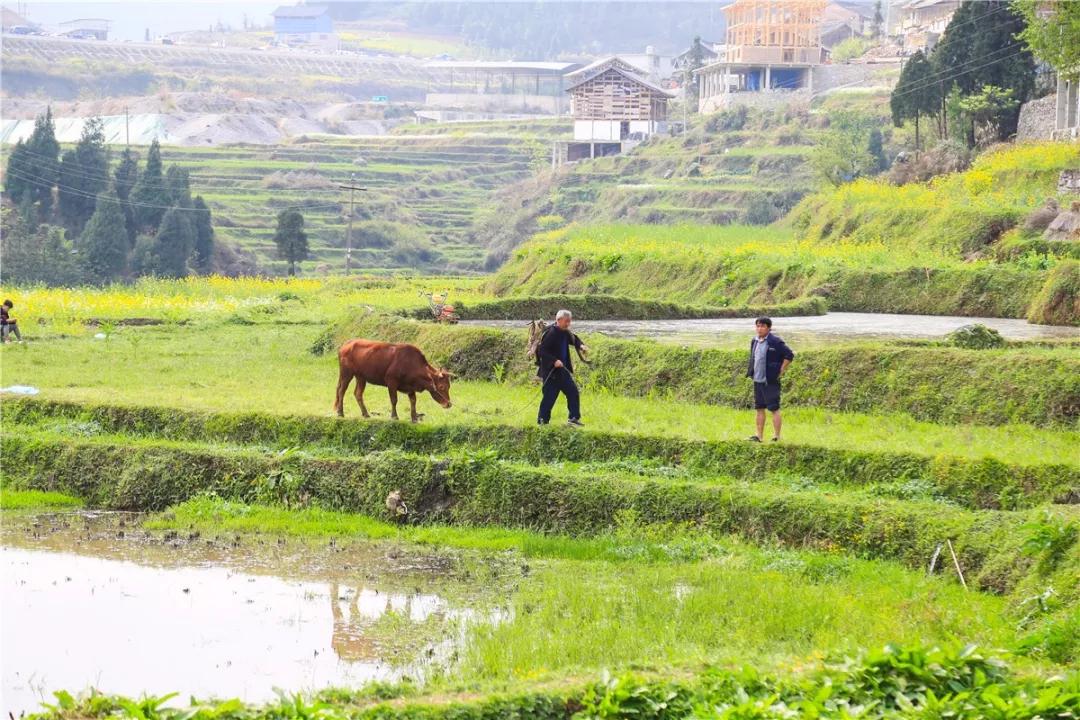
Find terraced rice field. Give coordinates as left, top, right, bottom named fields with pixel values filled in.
left=1, top=278, right=1077, bottom=718
left=169, top=131, right=549, bottom=274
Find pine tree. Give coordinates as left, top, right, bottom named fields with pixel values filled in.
left=867, top=128, right=888, bottom=172
left=131, top=139, right=169, bottom=231
left=871, top=0, right=884, bottom=39
left=165, top=165, right=192, bottom=208
left=58, top=117, right=109, bottom=236
left=191, top=196, right=214, bottom=273
left=78, top=190, right=129, bottom=284
left=5, top=109, right=61, bottom=221
left=682, top=37, right=707, bottom=112
left=113, top=148, right=140, bottom=245
left=149, top=207, right=195, bottom=278
left=273, top=209, right=308, bottom=276
left=931, top=1, right=1034, bottom=143
left=4, top=141, right=33, bottom=207
left=890, top=50, right=939, bottom=151
left=0, top=205, right=40, bottom=283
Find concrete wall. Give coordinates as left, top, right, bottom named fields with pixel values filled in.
left=1017, top=94, right=1058, bottom=141
left=811, top=62, right=899, bottom=93
left=700, top=89, right=812, bottom=114
left=574, top=120, right=618, bottom=141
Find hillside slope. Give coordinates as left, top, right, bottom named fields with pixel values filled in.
left=489, top=141, right=1080, bottom=322
left=174, top=130, right=548, bottom=274
left=479, top=104, right=840, bottom=267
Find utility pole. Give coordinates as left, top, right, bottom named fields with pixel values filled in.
left=339, top=174, right=367, bottom=276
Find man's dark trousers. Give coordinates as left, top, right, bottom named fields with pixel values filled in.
left=538, top=368, right=580, bottom=424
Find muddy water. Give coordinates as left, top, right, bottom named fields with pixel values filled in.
left=464, top=312, right=1078, bottom=348
left=2, top=513, right=507, bottom=713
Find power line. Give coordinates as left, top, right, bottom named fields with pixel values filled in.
left=889, top=44, right=1029, bottom=102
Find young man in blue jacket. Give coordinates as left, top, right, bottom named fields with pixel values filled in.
left=747, top=317, right=794, bottom=442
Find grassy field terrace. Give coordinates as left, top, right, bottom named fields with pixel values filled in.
left=170, top=129, right=549, bottom=274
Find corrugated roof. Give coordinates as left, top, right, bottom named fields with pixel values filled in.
left=272, top=5, right=330, bottom=19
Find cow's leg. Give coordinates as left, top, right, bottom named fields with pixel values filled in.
left=408, top=391, right=423, bottom=423
left=353, top=378, right=370, bottom=418
left=387, top=385, right=399, bottom=420
left=334, top=368, right=352, bottom=417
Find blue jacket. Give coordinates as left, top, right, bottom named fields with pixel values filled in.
left=746, top=334, right=795, bottom=383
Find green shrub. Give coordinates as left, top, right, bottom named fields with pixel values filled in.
left=947, top=324, right=1006, bottom=349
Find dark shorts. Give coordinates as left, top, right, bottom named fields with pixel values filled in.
left=753, top=380, right=781, bottom=411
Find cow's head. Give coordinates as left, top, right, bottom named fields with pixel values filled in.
left=427, top=369, right=454, bottom=408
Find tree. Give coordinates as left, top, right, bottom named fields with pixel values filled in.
left=931, top=1, right=1034, bottom=142
left=890, top=50, right=939, bottom=151
left=682, top=37, right=708, bottom=112
left=867, top=128, right=888, bottom=172
left=113, top=148, right=140, bottom=245
left=956, top=85, right=1020, bottom=146
left=811, top=110, right=877, bottom=187
left=1013, top=0, right=1080, bottom=79
left=165, top=165, right=192, bottom=209
left=5, top=108, right=60, bottom=221
left=77, top=190, right=129, bottom=283
left=273, top=209, right=308, bottom=276
left=130, top=139, right=169, bottom=231
left=150, top=207, right=196, bottom=278
left=58, top=117, right=109, bottom=236
left=191, top=196, right=214, bottom=273
left=871, top=0, right=884, bottom=39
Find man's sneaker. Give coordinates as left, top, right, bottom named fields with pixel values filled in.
left=567, top=418, right=584, bottom=427
left=748, top=435, right=762, bottom=442
left=771, top=437, right=780, bottom=442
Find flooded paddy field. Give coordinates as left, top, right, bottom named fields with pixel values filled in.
left=463, top=311, right=1079, bottom=348
left=2, top=511, right=508, bottom=713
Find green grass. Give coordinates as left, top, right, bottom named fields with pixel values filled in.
left=486, top=142, right=1079, bottom=321
left=461, top=554, right=1009, bottom=682
left=0, top=487, right=83, bottom=510
left=1, top=322, right=1076, bottom=465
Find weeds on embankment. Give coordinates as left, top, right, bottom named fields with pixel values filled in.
left=6, top=400, right=1077, bottom=510
left=27, top=645, right=1080, bottom=719
left=326, top=314, right=1080, bottom=428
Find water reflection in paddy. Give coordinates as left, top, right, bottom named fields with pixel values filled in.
left=2, top=513, right=507, bottom=713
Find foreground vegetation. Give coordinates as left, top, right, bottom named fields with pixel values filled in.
left=27, top=642, right=1080, bottom=719
left=2, top=279, right=1077, bottom=717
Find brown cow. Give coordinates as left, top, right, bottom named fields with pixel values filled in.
left=335, top=339, right=453, bottom=423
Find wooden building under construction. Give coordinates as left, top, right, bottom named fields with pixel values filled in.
left=696, top=0, right=827, bottom=110
left=560, top=56, right=674, bottom=162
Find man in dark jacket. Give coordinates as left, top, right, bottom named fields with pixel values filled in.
left=1, top=299, right=22, bottom=343
left=747, top=316, right=794, bottom=442
left=537, top=309, right=585, bottom=426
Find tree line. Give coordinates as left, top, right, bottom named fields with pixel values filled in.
left=2, top=109, right=214, bottom=286
left=890, top=0, right=1038, bottom=150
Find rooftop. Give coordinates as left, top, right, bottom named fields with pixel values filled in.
left=565, top=56, right=675, bottom=96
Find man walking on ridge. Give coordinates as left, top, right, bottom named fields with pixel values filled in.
left=537, top=309, right=585, bottom=427
left=747, top=317, right=794, bottom=442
